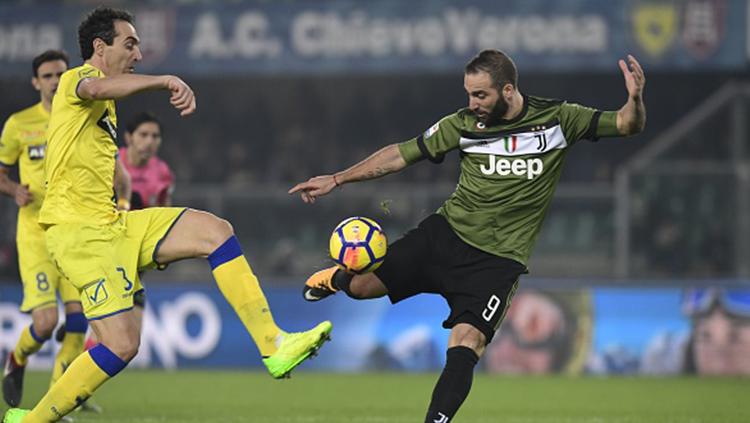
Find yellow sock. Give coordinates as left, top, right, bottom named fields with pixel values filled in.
left=49, top=332, right=85, bottom=388
left=210, top=239, right=281, bottom=356
left=25, top=346, right=125, bottom=422
left=13, top=325, right=46, bottom=366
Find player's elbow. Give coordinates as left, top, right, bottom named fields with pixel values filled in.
left=79, top=80, right=107, bottom=100
left=616, top=113, right=646, bottom=136
left=386, top=143, right=408, bottom=171
left=622, top=120, right=646, bottom=136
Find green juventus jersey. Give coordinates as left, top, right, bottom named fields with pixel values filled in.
left=398, top=95, right=619, bottom=266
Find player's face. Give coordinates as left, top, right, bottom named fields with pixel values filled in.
left=693, top=308, right=750, bottom=375
left=32, top=60, right=67, bottom=103
left=127, top=121, right=162, bottom=163
left=103, top=20, right=142, bottom=76
left=464, top=72, right=508, bottom=123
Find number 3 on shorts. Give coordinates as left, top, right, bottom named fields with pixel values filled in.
left=482, top=294, right=501, bottom=322
left=116, top=267, right=133, bottom=291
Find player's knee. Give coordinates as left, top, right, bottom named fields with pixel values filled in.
left=204, top=215, right=235, bottom=252
left=451, top=324, right=487, bottom=356
left=32, top=309, right=59, bottom=339
left=63, top=301, right=83, bottom=315
left=122, top=341, right=140, bottom=362
left=33, top=322, right=56, bottom=340
left=106, top=335, right=141, bottom=362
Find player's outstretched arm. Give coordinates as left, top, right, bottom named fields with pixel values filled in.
left=289, top=143, right=407, bottom=204
left=78, top=74, right=196, bottom=116
left=616, top=54, right=646, bottom=136
left=0, top=168, right=32, bottom=207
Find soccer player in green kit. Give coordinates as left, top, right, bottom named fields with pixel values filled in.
left=290, top=49, right=646, bottom=423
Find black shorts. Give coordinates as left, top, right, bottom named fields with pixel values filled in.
left=374, top=214, right=527, bottom=343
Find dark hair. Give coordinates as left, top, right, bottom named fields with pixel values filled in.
left=32, top=50, right=69, bottom=77
left=126, top=112, right=161, bottom=134
left=465, top=49, right=518, bottom=90
left=78, top=6, right=135, bottom=60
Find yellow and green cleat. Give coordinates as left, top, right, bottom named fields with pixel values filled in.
left=2, top=408, right=29, bottom=423
left=263, top=321, right=333, bottom=379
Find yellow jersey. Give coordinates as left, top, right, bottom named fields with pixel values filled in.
left=0, top=102, right=50, bottom=224
left=39, top=63, right=119, bottom=226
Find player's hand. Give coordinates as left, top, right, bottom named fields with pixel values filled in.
left=619, top=54, right=645, bottom=100
left=14, top=184, right=32, bottom=207
left=288, top=175, right=338, bottom=204
left=116, top=198, right=131, bottom=211
left=165, top=76, right=196, bottom=116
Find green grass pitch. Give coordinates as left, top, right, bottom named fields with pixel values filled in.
left=8, top=371, right=749, bottom=422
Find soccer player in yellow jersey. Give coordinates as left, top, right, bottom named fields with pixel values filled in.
left=0, top=50, right=90, bottom=410
left=3, top=7, right=331, bottom=423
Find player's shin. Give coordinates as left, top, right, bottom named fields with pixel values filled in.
left=424, top=346, right=479, bottom=423
left=208, top=236, right=281, bottom=356
left=25, top=345, right=126, bottom=422
left=50, top=312, right=88, bottom=387
left=13, top=325, right=49, bottom=365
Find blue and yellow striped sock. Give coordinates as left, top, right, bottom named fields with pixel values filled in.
left=208, top=236, right=281, bottom=356
left=13, top=324, right=49, bottom=366
left=25, top=344, right=126, bottom=422
left=50, top=312, right=88, bottom=387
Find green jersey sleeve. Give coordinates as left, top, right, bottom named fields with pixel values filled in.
left=398, top=113, right=462, bottom=165
left=559, top=102, right=619, bottom=145
left=0, top=116, right=20, bottom=167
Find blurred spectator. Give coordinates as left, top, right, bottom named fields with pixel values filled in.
left=120, top=112, right=175, bottom=209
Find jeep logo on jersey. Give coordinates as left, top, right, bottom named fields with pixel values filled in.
left=27, top=144, right=45, bottom=160
left=480, top=156, right=544, bottom=179
left=97, top=110, right=117, bottom=142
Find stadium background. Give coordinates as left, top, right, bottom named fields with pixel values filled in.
left=0, top=0, right=748, bottom=380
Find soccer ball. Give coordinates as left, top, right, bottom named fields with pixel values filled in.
left=329, top=216, right=387, bottom=274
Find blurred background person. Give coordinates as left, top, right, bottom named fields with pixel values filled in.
left=72, top=112, right=173, bottom=351
left=0, top=50, right=87, bottom=410
left=120, top=112, right=174, bottom=209
left=116, top=112, right=173, bottom=342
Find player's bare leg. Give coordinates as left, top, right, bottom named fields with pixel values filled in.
left=88, top=311, right=142, bottom=361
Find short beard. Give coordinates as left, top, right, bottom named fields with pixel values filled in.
left=484, top=97, right=510, bottom=126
